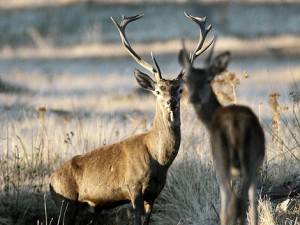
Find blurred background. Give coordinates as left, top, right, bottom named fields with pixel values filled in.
left=0, top=0, right=300, bottom=106
left=0, top=1, right=299, bottom=225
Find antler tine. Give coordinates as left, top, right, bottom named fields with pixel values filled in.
left=184, top=12, right=214, bottom=63
left=204, top=35, right=217, bottom=66
left=111, top=14, right=162, bottom=81
left=151, top=52, right=162, bottom=80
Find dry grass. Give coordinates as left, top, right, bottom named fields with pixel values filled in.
left=0, top=71, right=299, bottom=225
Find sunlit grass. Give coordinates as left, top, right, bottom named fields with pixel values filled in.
left=0, top=71, right=299, bottom=225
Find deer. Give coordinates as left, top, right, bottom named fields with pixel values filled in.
left=178, top=13, right=265, bottom=225
left=49, top=14, right=184, bottom=225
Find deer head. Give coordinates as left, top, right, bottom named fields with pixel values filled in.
left=111, top=15, right=184, bottom=123
left=178, top=13, right=230, bottom=105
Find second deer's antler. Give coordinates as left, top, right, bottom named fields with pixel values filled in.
left=184, top=12, right=215, bottom=64
left=111, top=14, right=162, bottom=81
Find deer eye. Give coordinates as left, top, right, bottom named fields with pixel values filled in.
left=159, top=86, right=166, bottom=91
left=179, top=89, right=183, bottom=94
left=156, top=90, right=160, bottom=95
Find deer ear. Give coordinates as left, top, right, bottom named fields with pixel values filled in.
left=178, top=49, right=191, bottom=68
left=134, top=69, right=155, bottom=91
left=209, top=51, right=231, bottom=77
left=176, top=70, right=185, bottom=80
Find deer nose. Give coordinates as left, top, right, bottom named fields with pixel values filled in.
left=166, top=98, right=177, bottom=108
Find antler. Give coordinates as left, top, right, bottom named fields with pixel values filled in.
left=204, top=35, right=217, bottom=66
left=111, top=14, right=162, bottom=81
left=184, top=12, right=215, bottom=64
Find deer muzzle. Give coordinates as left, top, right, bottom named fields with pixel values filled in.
left=166, top=98, right=179, bottom=122
left=166, top=99, right=179, bottom=111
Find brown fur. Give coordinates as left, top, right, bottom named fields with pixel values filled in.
left=50, top=14, right=185, bottom=225
left=179, top=48, right=265, bottom=225
left=50, top=77, right=184, bottom=225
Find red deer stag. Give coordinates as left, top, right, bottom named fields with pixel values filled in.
left=178, top=13, right=265, bottom=225
left=50, top=14, right=184, bottom=225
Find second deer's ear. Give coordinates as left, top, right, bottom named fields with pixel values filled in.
left=209, top=51, right=231, bottom=77
left=178, top=49, right=191, bottom=68
left=134, top=69, right=155, bottom=91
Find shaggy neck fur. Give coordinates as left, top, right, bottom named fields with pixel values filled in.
left=146, top=101, right=181, bottom=166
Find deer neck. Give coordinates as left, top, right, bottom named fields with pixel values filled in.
left=146, top=101, right=181, bottom=167
left=193, top=87, right=222, bottom=128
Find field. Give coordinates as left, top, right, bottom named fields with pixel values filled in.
left=0, top=1, right=300, bottom=225
left=0, top=57, right=299, bottom=225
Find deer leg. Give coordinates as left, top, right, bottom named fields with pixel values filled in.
left=50, top=185, right=80, bottom=225
left=235, top=176, right=251, bottom=225
left=220, top=185, right=237, bottom=225
left=216, top=169, right=236, bottom=225
left=132, top=193, right=144, bottom=225
left=51, top=197, right=78, bottom=225
left=215, top=167, right=236, bottom=225
left=59, top=200, right=78, bottom=225
left=219, top=186, right=229, bottom=225
left=214, top=158, right=236, bottom=224
left=212, top=133, right=239, bottom=225
left=248, top=180, right=258, bottom=225
left=143, top=201, right=153, bottom=225
left=129, top=187, right=144, bottom=225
